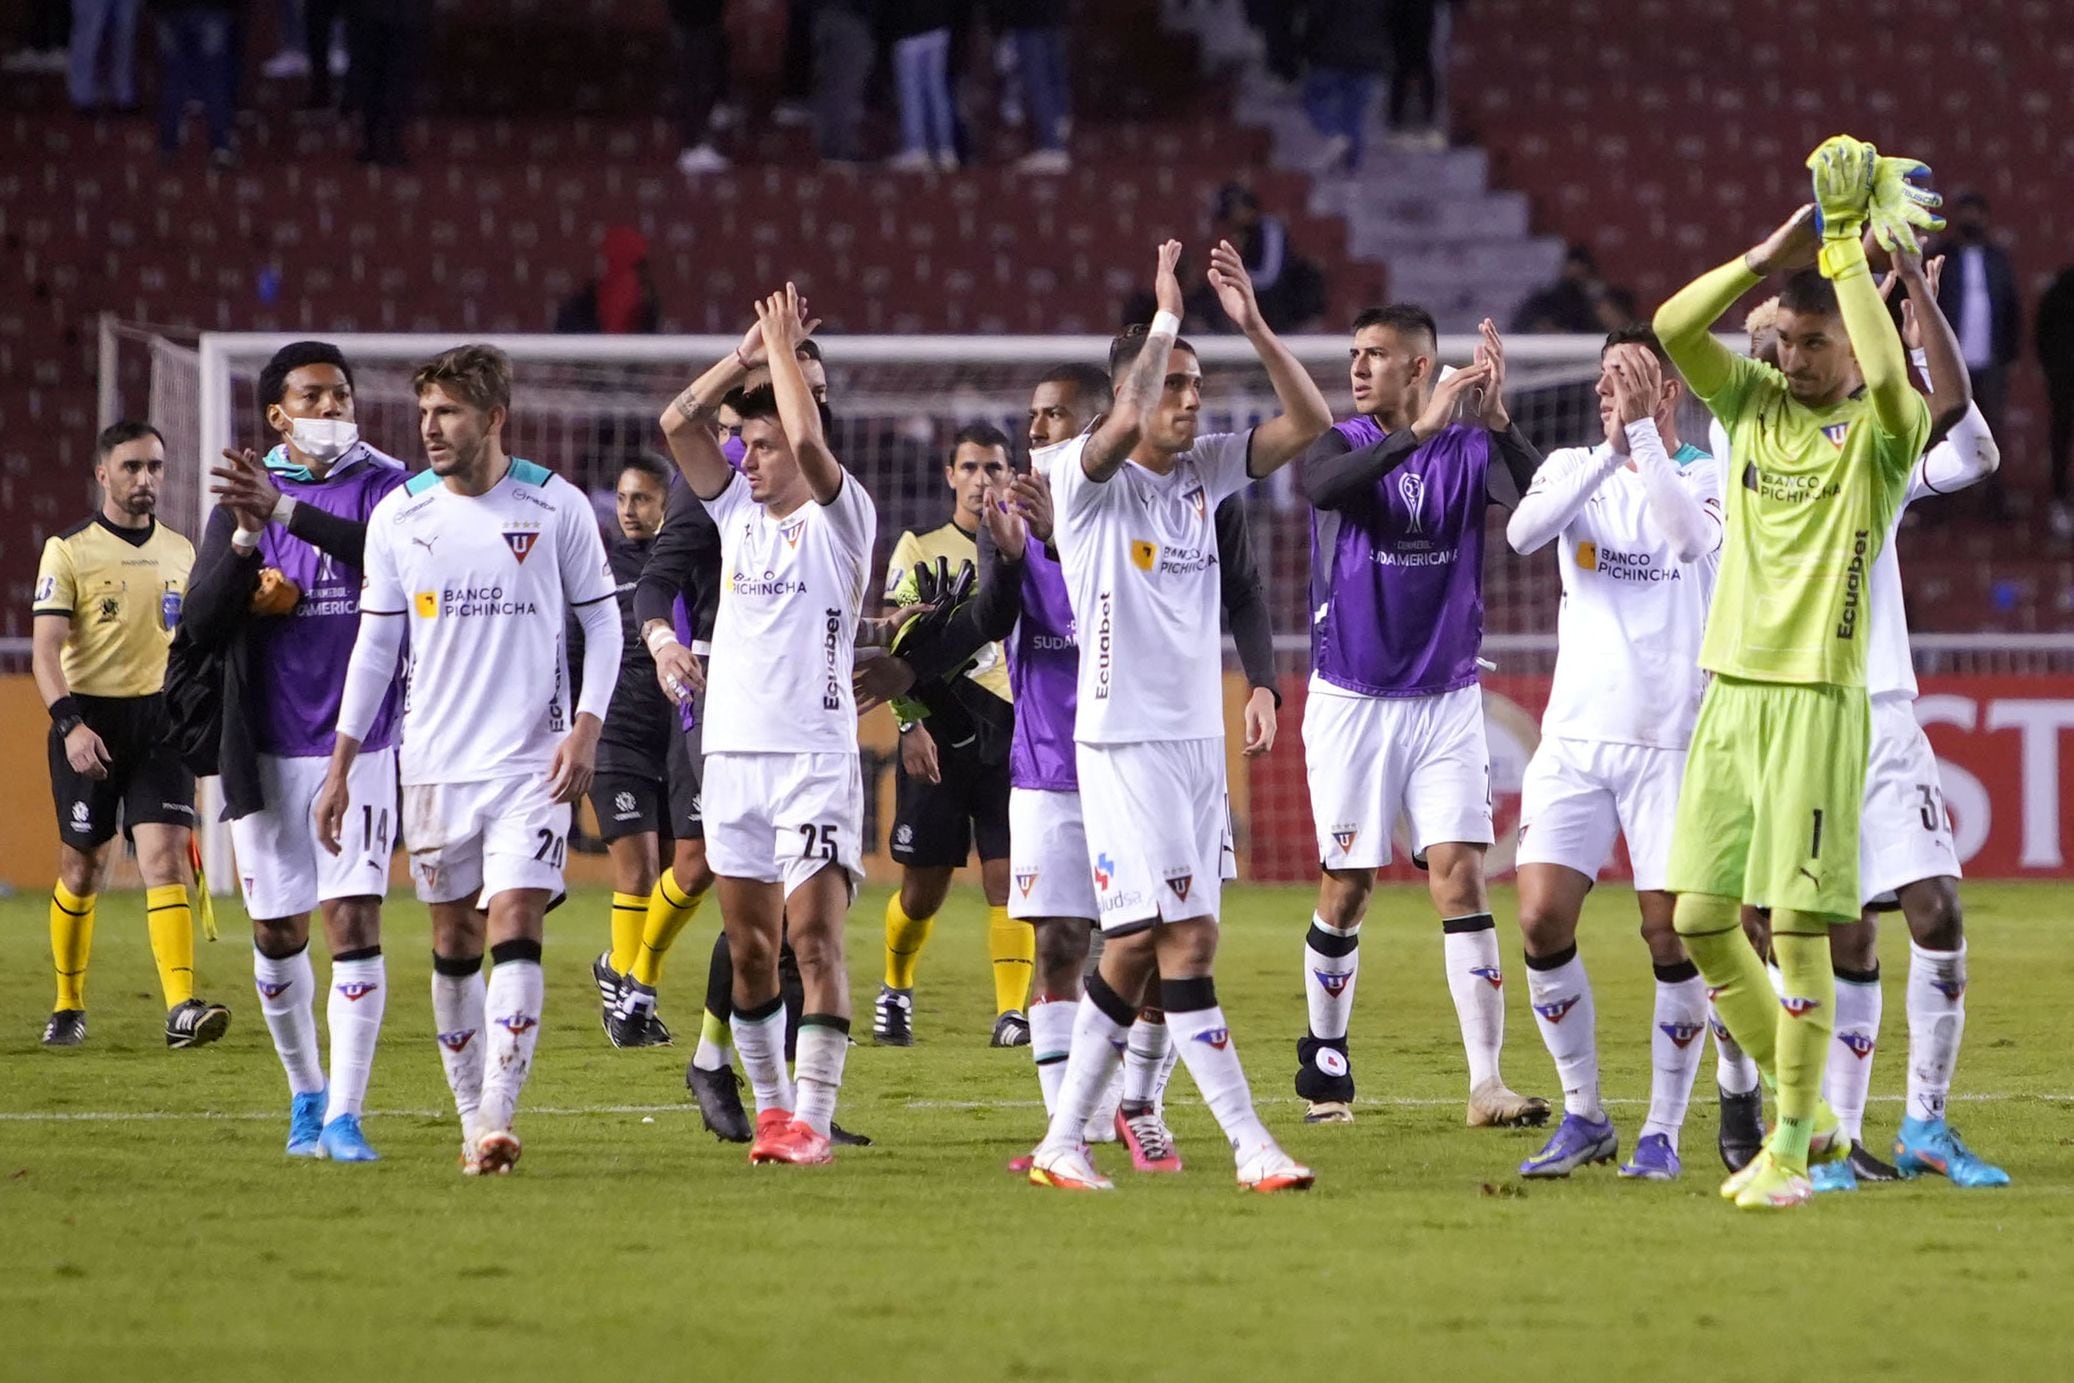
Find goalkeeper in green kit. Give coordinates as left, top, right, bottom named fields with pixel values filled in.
left=1653, top=136, right=1940, bottom=1210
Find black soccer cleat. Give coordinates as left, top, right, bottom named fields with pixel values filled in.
left=591, top=951, right=623, bottom=1034
left=1717, top=1085, right=1766, bottom=1172
left=989, top=1010, right=1030, bottom=1049
left=1847, top=1139, right=1903, bottom=1183
left=165, top=998, right=231, bottom=1049
left=829, top=1122, right=873, bottom=1147
left=42, top=1009, right=87, bottom=1047
left=685, top=1060, right=752, bottom=1143
left=873, top=984, right=914, bottom=1047
left=607, top=981, right=670, bottom=1049
left=1295, top=1033, right=1355, bottom=1123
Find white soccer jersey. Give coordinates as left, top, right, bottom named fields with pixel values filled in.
left=698, top=471, right=877, bottom=755
left=359, top=459, right=614, bottom=786
left=1044, top=428, right=1254, bottom=745
left=1530, top=440, right=1721, bottom=748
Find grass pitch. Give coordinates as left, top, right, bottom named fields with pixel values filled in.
left=2, top=881, right=2070, bottom=1382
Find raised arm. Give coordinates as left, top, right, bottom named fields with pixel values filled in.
left=1611, top=344, right=1718, bottom=563
left=1655, top=206, right=1818, bottom=399
left=1893, top=250, right=1971, bottom=437
left=1205, top=239, right=1332, bottom=476
left=181, top=504, right=261, bottom=648
left=1506, top=444, right=1620, bottom=555
left=1806, top=138, right=1917, bottom=435
left=758, top=284, right=842, bottom=504
left=211, top=445, right=376, bottom=569
left=1082, top=241, right=1186, bottom=483
left=660, top=351, right=752, bottom=502
left=1302, top=363, right=1491, bottom=510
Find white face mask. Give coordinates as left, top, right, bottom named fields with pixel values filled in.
left=288, top=417, right=360, bottom=464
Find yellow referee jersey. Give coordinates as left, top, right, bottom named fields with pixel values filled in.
left=33, top=515, right=194, bottom=697
left=886, top=521, right=1011, bottom=704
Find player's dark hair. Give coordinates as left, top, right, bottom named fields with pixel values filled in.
left=258, top=340, right=355, bottom=412
left=1038, top=362, right=1113, bottom=411
left=1352, top=304, right=1439, bottom=354
left=951, top=421, right=1012, bottom=456
left=733, top=384, right=835, bottom=439
left=618, top=452, right=672, bottom=487
left=795, top=339, right=824, bottom=363
left=1779, top=269, right=1840, bottom=319
left=412, top=343, right=513, bottom=415
left=1601, top=323, right=1672, bottom=369
left=1107, top=324, right=1198, bottom=382
left=96, top=419, right=164, bottom=459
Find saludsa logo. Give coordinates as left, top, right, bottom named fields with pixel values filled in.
left=1835, top=528, right=1869, bottom=640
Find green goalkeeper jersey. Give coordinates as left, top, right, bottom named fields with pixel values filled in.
left=1699, top=354, right=1928, bottom=686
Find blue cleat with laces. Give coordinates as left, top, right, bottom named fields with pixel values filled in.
left=1617, top=1132, right=1682, bottom=1181
left=1894, top=1117, right=2009, bottom=1188
left=1519, top=1112, right=1618, bottom=1178
left=1811, top=1159, right=1858, bottom=1193
left=318, top=1113, right=381, bottom=1163
left=287, top=1090, right=327, bottom=1158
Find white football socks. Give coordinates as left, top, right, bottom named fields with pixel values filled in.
left=478, top=956, right=543, bottom=1135
left=793, top=1019, right=849, bottom=1135
left=1709, top=995, right=1761, bottom=1094
left=730, top=1000, right=795, bottom=1115
left=1165, top=997, right=1272, bottom=1166
left=1906, top=940, right=1967, bottom=1123
left=1120, top=1016, right=1171, bottom=1108
left=254, top=946, right=324, bottom=1097
left=1029, top=996, right=1076, bottom=1117
left=325, top=952, right=386, bottom=1123
left=1302, top=914, right=1360, bottom=1041
left=1038, top=992, right=1128, bottom=1155
left=1825, top=968, right=1883, bottom=1144
left=1642, top=966, right=1707, bottom=1145
left=1523, top=948, right=1600, bottom=1120
left=431, top=962, right=487, bottom=1124
left=1442, top=916, right=1506, bottom=1090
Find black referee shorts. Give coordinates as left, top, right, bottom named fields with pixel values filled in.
left=48, top=693, right=197, bottom=850
left=589, top=717, right=705, bottom=844
left=891, top=737, right=1010, bottom=869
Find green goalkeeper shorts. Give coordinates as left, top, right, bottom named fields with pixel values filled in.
left=1667, top=675, right=1871, bottom=922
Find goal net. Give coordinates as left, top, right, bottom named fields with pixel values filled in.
left=116, top=326, right=1670, bottom=890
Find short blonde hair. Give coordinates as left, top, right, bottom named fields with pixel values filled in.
left=1743, top=297, right=1781, bottom=353
left=412, top=344, right=512, bottom=415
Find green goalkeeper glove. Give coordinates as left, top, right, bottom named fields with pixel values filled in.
left=1805, top=134, right=1879, bottom=241
left=1869, top=155, right=1945, bottom=253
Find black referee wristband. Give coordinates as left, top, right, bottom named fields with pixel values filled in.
left=49, top=695, right=82, bottom=735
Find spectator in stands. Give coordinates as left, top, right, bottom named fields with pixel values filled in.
left=1384, top=0, right=1443, bottom=149
left=555, top=226, right=663, bottom=334
left=70, top=0, right=141, bottom=114
left=1298, top=0, right=1388, bottom=175
left=1185, top=183, right=1326, bottom=334
left=150, top=0, right=238, bottom=166
left=1513, top=244, right=1608, bottom=334
left=349, top=0, right=426, bottom=168
left=994, top=0, right=1070, bottom=173
left=669, top=0, right=731, bottom=175
left=1, top=1, right=70, bottom=74
left=1936, top=192, right=2022, bottom=508
left=2036, top=266, right=2074, bottom=540
left=259, top=0, right=346, bottom=87
left=1243, top=0, right=1301, bottom=86
left=886, top=0, right=959, bottom=171
left=809, top=0, right=878, bottom=164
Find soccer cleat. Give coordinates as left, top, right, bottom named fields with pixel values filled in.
left=41, top=1008, right=87, bottom=1047
left=1846, top=1140, right=1902, bottom=1183
left=1115, top=1104, right=1182, bottom=1173
left=318, top=1114, right=380, bottom=1163
left=873, top=985, right=913, bottom=1047
left=1467, top=1078, right=1552, bottom=1129
left=1519, top=1112, right=1619, bottom=1179
left=1295, top=1034, right=1355, bottom=1122
left=165, top=998, right=231, bottom=1048
left=990, top=1010, right=1031, bottom=1048
left=1893, top=1116, right=2011, bottom=1188
left=686, top=1061, right=752, bottom=1143
left=474, top=1128, right=522, bottom=1176
left=1811, top=1160, right=1858, bottom=1193
left=286, top=1089, right=327, bottom=1157
left=459, top=1118, right=486, bottom=1175
left=829, top=1122, right=872, bottom=1148
left=644, top=1011, right=673, bottom=1046
left=607, top=981, right=669, bottom=1049
left=1028, top=1144, right=1113, bottom=1192
left=591, top=951, right=622, bottom=1031
left=1733, top=1150, right=1814, bottom=1211
left=1716, top=1086, right=1766, bottom=1172
left=1236, top=1143, right=1315, bottom=1194
left=1618, top=1132, right=1682, bottom=1181
left=1005, top=1153, right=1035, bottom=1174
left=747, top=1112, right=832, bottom=1166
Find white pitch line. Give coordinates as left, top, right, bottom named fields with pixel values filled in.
left=903, top=1092, right=2074, bottom=1112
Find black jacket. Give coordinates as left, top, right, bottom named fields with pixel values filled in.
left=1934, top=238, right=2023, bottom=369
left=632, top=479, right=725, bottom=645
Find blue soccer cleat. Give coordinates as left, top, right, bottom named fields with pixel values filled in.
left=318, top=1113, right=380, bottom=1163
left=1618, top=1132, right=1682, bottom=1181
left=1811, top=1159, right=1858, bottom=1193
left=1894, top=1117, right=2010, bottom=1188
left=1519, top=1112, right=1618, bottom=1178
left=287, top=1090, right=327, bottom=1158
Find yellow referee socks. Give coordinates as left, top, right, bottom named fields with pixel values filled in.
left=884, top=895, right=934, bottom=990
left=1770, top=917, right=1840, bottom=1170
left=631, top=869, right=705, bottom=988
left=50, top=881, right=96, bottom=1011
left=989, top=906, right=1034, bottom=1016
left=145, top=883, right=195, bottom=1010
left=1673, top=892, right=1777, bottom=1074
left=608, top=891, right=647, bottom=976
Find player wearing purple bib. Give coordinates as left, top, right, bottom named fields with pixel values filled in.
left=189, top=341, right=407, bottom=1162
left=1295, top=307, right=1551, bottom=1128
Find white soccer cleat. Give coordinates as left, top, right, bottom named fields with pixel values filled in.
left=1236, top=1143, right=1315, bottom=1194
left=1467, top=1078, right=1553, bottom=1128
left=459, top=1117, right=485, bottom=1175
left=1028, top=1144, right=1113, bottom=1192
left=474, top=1129, right=522, bottom=1176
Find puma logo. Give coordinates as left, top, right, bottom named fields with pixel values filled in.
left=1798, top=867, right=1821, bottom=887
left=412, top=535, right=438, bottom=554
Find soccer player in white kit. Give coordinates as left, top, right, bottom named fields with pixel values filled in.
left=317, top=345, right=621, bottom=1176
left=658, top=286, right=875, bottom=1168
left=1025, top=238, right=1331, bottom=1193
left=1504, top=328, right=1723, bottom=1181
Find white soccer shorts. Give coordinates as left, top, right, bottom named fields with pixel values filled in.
left=1008, top=786, right=1098, bottom=922
left=402, top=773, right=571, bottom=906
left=1075, top=738, right=1226, bottom=934
left=1861, top=694, right=1961, bottom=906
left=231, top=750, right=397, bottom=920
left=1515, top=735, right=1685, bottom=892
left=1306, top=683, right=1494, bottom=871
left=702, top=751, right=864, bottom=899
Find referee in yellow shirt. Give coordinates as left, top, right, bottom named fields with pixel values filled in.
left=32, top=421, right=231, bottom=1049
